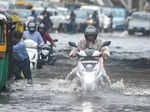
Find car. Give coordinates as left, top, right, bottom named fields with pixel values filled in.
left=56, top=7, right=68, bottom=16
left=101, top=7, right=112, bottom=17
left=33, top=7, right=68, bottom=31
left=111, top=8, right=127, bottom=30
left=47, top=7, right=57, bottom=16
left=128, top=11, right=150, bottom=35
left=0, top=8, right=11, bottom=20
left=80, top=5, right=111, bottom=32
left=10, top=8, right=32, bottom=30
left=49, top=7, right=69, bottom=31
left=32, top=7, right=44, bottom=16
left=11, top=9, right=32, bottom=23
left=58, top=8, right=88, bottom=32
left=100, top=7, right=112, bottom=31
left=0, top=1, right=9, bottom=10
left=74, top=8, right=89, bottom=32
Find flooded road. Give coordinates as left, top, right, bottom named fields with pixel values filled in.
left=1, top=32, right=150, bottom=112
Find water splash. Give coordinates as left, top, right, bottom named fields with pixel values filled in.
left=47, top=79, right=79, bottom=93
left=123, top=87, right=150, bottom=96
left=111, top=79, right=125, bottom=90
left=10, top=78, right=80, bottom=95
left=110, top=79, right=150, bottom=96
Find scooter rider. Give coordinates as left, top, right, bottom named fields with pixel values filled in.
left=38, top=22, right=56, bottom=47
left=24, top=21, right=44, bottom=46
left=67, top=25, right=111, bottom=86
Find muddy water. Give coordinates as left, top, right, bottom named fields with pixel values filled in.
left=1, top=33, right=150, bottom=112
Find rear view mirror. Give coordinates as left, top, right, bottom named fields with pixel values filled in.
left=102, top=41, right=111, bottom=47
left=68, top=42, right=77, bottom=48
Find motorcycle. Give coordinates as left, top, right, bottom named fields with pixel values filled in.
left=68, top=41, right=111, bottom=91
left=41, top=39, right=58, bottom=65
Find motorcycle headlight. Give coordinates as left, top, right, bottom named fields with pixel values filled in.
left=83, top=74, right=95, bottom=84
left=42, top=49, right=49, bottom=56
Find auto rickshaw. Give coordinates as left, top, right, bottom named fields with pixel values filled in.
left=0, top=13, right=14, bottom=91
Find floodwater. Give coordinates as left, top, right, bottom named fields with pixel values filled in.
left=1, top=32, right=150, bottom=112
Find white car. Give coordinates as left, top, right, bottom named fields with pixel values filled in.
left=101, top=7, right=112, bottom=31
left=0, top=1, right=9, bottom=9
left=128, top=11, right=150, bottom=35
left=32, top=7, right=44, bottom=16
left=49, top=7, right=69, bottom=30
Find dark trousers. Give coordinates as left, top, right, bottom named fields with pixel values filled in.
left=13, top=58, right=32, bottom=80
left=70, top=21, right=76, bottom=32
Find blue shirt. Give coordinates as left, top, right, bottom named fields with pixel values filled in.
left=24, top=31, right=44, bottom=46
left=13, top=40, right=29, bottom=61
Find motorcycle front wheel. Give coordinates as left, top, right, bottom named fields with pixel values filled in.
left=47, top=55, right=56, bottom=65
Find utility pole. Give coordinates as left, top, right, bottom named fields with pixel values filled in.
left=119, top=0, right=130, bottom=11
left=128, top=0, right=132, bottom=10
left=139, top=0, right=144, bottom=11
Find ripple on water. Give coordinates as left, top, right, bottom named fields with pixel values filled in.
left=111, top=79, right=150, bottom=96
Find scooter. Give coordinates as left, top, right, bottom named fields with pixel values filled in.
left=41, top=39, right=58, bottom=65
left=24, top=39, right=39, bottom=69
left=68, top=41, right=111, bottom=91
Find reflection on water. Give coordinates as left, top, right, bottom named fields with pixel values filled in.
left=82, top=102, right=93, bottom=112
left=0, top=78, right=150, bottom=111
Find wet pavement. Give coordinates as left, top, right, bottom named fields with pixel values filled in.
left=1, top=32, right=150, bottom=112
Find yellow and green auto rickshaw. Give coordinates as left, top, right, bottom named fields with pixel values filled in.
left=0, top=13, right=13, bottom=91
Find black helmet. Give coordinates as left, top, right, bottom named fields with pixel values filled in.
left=84, top=25, right=98, bottom=41
left=28, top=21, right=36, bottom=33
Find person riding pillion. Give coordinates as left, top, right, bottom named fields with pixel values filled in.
left=68, top=25, right=111, bottom=86
left=38, top=22, right=56, bottom=47
left=24, top=21, right=44, bottom=46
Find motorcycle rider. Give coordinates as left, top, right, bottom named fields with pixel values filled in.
left=41, top=9, right=53, bottom=32
left=38, top=22, right=56, bottom=47
left=92, top=11, right=100, bottom=30
left=31, top=9, right=38, bottom=22
left=24, top=21, right=44, bottom=46
left=67, top=25, right=111, bottom=86
left=70, top=10, right=76, bottom=33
